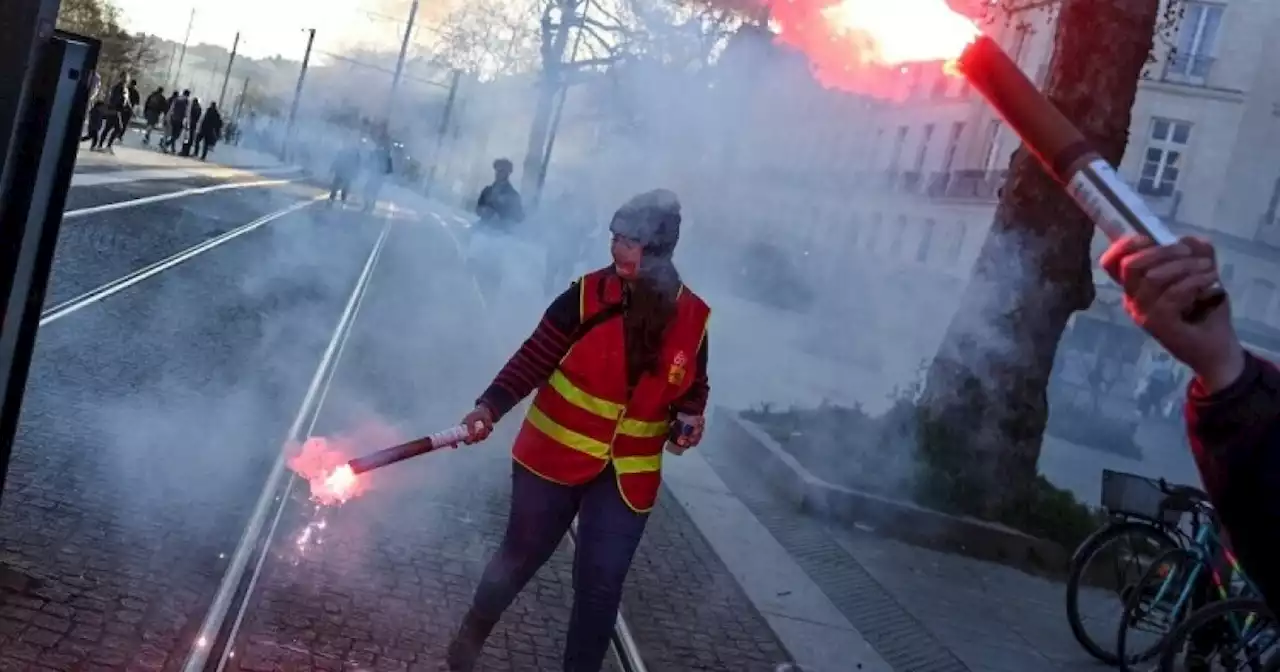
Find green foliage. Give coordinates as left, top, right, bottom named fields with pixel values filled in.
left=57, top=0, right=161, bottom=87
left=748, top=379, right=1103, bottom=551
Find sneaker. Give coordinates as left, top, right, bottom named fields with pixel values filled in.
left=444, top=611, right=497, bottom=672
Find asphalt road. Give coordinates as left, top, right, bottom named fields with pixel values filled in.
left=0, top=159, right=792, bottom=671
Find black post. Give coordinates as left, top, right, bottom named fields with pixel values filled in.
left=218, top=31, right=240, bottom=109
left=423, top=70, right=462, bottom=197
left=284, top=28, right=315, bottom=160
left=0, top=27, right=100, bottom=589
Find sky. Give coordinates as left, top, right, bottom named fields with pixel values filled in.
left=111, top=0, right=425, bottom=60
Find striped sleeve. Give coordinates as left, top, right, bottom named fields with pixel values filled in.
left=477, top=281, right=582, bottom=420
left=673, top=337, right=710, bottom=416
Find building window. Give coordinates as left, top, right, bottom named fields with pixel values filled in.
left=866, top=213, right=883, bottom=251
left=917, top=219, right=937, bottom=263
left=1243, top=279, right=1276, bottom=321
left=931, top=74, right=948, bottom=99
left=888, top=126, right=908, bottom=173
left=1168, top=2, right=1223, bottom=79
left=913, top=124, right=934, bottom=173
left=946, top=222, right=967, bottom=265
left=890, top=216, right=907, bottom=256
left=982, top=120, right=1002, bottom=172
left=1008, top=22, right=1032, bottom=66
left=1035, top=61, right=1050, bottom=89
left=1138, top=118, right=1191, bottom=197
left=941, top=122, right=965, bottom=173
left=867, top=127, right=885, bottom=170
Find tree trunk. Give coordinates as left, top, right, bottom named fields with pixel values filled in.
left=915, top=0, right=1159, bottom=520
left=522, top=0, right=577, bottom=200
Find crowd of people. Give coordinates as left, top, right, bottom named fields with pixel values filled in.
left=81, top=73, right=236, bottom=160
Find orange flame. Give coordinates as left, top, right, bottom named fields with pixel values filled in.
left=768, top=0, right=981, bottom=95
left=287, top=436, right=367, bottom=506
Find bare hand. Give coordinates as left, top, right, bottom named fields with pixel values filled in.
left=1100, top=236, right=1245, bottom=392
left=665, top=415, right=706, bottom=456
left=461, top=405, right=495, bottom=445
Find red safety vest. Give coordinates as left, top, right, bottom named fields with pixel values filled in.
left=511, top=268, right=710, bottom=513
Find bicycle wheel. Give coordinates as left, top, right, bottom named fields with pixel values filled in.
left=1155, top=598, right=1280, bottom=672
left=1117, top=548, right=1203, bottom=670
left=1067, top=520, right=1179, bottom=664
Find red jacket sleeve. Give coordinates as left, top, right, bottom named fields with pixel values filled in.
left=1184, top=353, right=1280, bottom=494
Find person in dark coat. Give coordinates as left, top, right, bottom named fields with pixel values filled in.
left=328, top=143, right=363, bottom=204
left=83, top=100, right=107, bottom=148
left=110, top=79, right=140, bottom=145
left=475, top=158, right=524, bottom=230
left=142, top=87, right=167, bottom=146
left=96, top=75, right=128, bottom=152
left=164, top=91, right=189, bottom=153
left=196, top=103, right=223, bottom=161
left=1102, top=235, right=1280, bottom=656
left=361, top=139, right=394, bottom=213
left=181, top=97, right=202, bottom=157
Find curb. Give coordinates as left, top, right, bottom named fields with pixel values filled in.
left=718, top=408, right=1072, bottom=575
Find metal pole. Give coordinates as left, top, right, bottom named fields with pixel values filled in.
left=172, top=8, right=195, bottom=90
left=423, top=69, right=461, bottom=197
left=234, top=77, right=249, bottom=121
left=386, top=0, right=420, bottom=127
left=535, top=0, right=589, bottom=202
left=218, top=31, right=239, bottom=109
left=163, top=42, right=177, bottom=89
left=284, top=28, right=315, bottom=158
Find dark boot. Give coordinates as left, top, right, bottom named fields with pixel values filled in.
left=445, top=610, right=498, bottom=671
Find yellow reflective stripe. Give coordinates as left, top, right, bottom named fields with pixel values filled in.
left=527, top=405, right=610, bottom=459
left=613, top=454, right=662, bottom=474
left=549, top=370, right=624, bottom=419
left=618, top=418, right=668, bottom=438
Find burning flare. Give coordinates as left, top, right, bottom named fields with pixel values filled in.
left=768, top=0, right=981, bottom=94
left=287, top=436, right=365, bottom=506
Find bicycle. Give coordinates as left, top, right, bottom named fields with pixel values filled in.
left=1066, top=469, right=1203, bottom=664
left=1154, top=597, right=1280, bottom=671
left=1116, top=494, right=1257, bottom=670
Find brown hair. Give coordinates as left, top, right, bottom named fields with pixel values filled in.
left=623, top=276, right=678, bottom=388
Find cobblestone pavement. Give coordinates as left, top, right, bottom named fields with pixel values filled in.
left=0, top=178, right=380, bottom=669
left=228, top=216, right=791, bottom=671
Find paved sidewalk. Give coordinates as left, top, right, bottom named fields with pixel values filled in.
left=687, top=417, right=1121, bottom=672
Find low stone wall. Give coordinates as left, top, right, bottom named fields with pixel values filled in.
left=714, top=408, right=1073, bottom=575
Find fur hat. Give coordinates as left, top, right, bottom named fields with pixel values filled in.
left=609, top=189, right=682, bottom=259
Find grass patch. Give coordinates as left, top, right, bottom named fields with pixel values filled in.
left=744, top=397, right=1104, bottom=552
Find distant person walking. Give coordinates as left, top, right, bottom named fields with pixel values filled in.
left=142, top=86, right=167, bottom=146
left=181, top=97, right=202, bottom=157
left=329, top=143, right=363, bottom=205
left=163, top=91, right=190, bottom=153
left=196, top=103, right=223, bottom=161
left=83, top=100, right=107, bottom=149
left=361, top=139, right=394, bottom=213
left=96, top=74, right=129, bottom=153
left=475, top=158, right=525, bottom=230
left=109, top=79, right=141, bottom=145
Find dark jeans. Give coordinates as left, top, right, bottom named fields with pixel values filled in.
left=465, top=461, right=648, bottom=672
left=98, top=110, right=122, bottom=147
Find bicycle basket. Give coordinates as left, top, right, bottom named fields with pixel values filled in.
left=1100, top=470, right=1183, bottom=525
